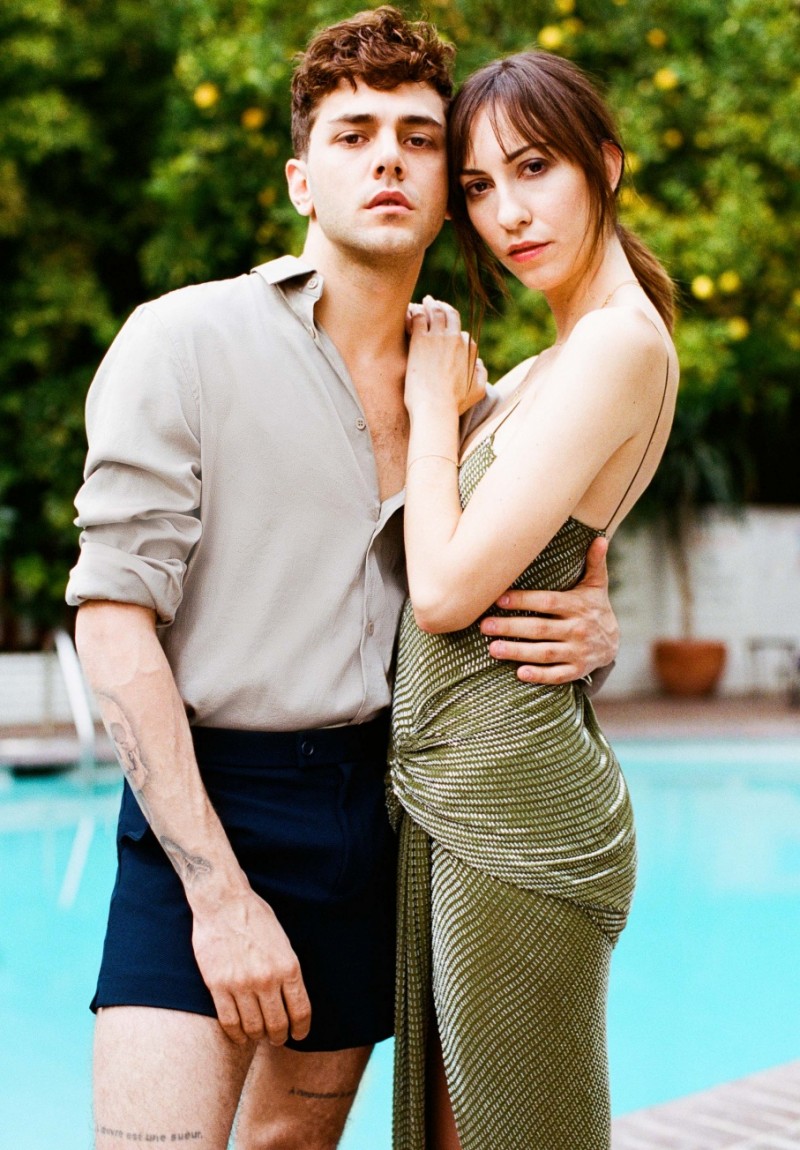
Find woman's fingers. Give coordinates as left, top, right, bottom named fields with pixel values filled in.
left=422, top=294, right=461, bottom=333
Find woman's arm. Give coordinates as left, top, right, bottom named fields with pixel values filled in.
left=404, top=302, right=669, bottom=633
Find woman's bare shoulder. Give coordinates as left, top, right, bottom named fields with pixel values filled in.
left=565, top=305, right=676, bottom=391
left=493, top=354, right=539, bottom=398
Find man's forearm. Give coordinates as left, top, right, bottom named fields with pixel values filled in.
left=75, top=601, right=248, bottom=911
left=76, top=600, right=312, bottom=1045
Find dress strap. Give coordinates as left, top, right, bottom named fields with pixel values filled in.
left=486, top=358, right=538, bottom=442
left=602, top=313, right=671, bottom=532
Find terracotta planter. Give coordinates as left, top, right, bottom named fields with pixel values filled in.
left=652, top=639, right=727, bottom=697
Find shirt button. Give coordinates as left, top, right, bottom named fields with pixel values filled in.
left=356, top=417, right=367, bottom=431
left=307, top=276, right=318, bottom=290
left=367, top=622, right=375, bottom=636
left=306, top=323, right=315, bottom=337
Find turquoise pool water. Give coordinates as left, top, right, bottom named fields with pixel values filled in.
left=2, top=739, right=799, bottom=1148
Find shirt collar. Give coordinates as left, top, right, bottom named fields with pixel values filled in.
left=251, top=255, right=323, bottom=300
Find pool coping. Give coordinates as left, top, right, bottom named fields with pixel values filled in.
left=612, top=1060, right=800, bottom=1148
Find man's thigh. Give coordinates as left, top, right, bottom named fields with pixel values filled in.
left=235, top=1043, right=372, bottom=1150
left=94, top=1005, right=254, bottom=1150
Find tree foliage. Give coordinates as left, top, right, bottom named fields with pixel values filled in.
left=1, top=0, right=798, bottom=643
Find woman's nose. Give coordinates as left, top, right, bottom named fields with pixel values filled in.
left=495, top=186, right=531, bottom=231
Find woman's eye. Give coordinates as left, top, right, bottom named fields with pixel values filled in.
left=523, top=158, right=547, bottom=176
left=464, top=180, right=490, bottom=198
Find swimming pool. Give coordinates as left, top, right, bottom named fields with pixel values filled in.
left=2, top=739, right=799, bottom=1148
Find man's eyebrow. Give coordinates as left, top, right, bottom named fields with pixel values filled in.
left=327, top=112, right=445, bottom=130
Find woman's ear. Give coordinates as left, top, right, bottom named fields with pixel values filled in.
left=601, top=140, right=624, bottom=193
left=285, top=158, right=314, bottom=218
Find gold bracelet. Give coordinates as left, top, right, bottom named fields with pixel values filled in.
left=407, top=453, right=458, bottom=473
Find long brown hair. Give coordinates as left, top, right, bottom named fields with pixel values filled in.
left=448, top=52, right=675, bottom=331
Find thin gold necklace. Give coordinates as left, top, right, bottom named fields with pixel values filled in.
left=600, top=278, right=640, bottom=308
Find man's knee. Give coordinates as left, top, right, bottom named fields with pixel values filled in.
left=235, top=1115, right=342, bottom=1150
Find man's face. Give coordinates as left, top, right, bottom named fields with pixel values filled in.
left=287, top=80, right=449, bottom=267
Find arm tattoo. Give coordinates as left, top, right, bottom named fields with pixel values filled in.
left=160, top=837, right=213, bottom=885
left=97, top=691, right=152, bottom=793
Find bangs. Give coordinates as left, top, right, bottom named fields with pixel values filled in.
left=478, top=95, right=558, bottom=164
left=451, top=53, right=611, bottom=177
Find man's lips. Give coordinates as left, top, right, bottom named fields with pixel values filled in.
left=507, top=241, right=550, bottom=262
left=365, top=191, right=413, bottom=210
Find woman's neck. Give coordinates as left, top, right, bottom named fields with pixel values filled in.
left=545, top=238, right=639, bottom=345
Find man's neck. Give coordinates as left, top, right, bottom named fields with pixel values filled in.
left=301, top=238, right=421, bottom=373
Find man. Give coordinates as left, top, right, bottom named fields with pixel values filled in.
left=67, top=9, right=618, bottom=1149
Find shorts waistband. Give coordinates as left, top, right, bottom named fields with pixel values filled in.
left=190, top=712, right=390, bottom=768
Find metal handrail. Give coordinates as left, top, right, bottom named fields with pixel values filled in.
left=53, top=628, right=99, bottom=770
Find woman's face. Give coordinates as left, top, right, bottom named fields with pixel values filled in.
left=458, top=109, right=598, bottom=298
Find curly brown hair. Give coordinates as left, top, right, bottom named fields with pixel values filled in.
left=291, top=6, right=455, bottom=156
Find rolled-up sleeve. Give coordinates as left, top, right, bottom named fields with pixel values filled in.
left=65, top=304, right=202, bottom=624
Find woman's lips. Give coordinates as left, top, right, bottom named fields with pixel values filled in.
left=507, top=242, right=550, bottom=262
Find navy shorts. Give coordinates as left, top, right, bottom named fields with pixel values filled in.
left=91, top=716, right=397, bottom=1052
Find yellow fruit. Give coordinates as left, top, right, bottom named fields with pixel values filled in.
left=691, top=275, right=715, bottom=300
left=193, top=82, right=220, bottom=109
left=718, top=270, right=741, bottom=294
left=538, top=25, right=564, bottom=50
left=654, top=67, right=680, bottom=91
left=241, top=107, right=267, bottom=131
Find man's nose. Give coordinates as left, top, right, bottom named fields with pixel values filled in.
left=373, top=132, right=405, bottom=179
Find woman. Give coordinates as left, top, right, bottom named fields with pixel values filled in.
left=389, top=51, right=678, bottom=1150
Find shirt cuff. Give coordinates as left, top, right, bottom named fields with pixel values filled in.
left=65, top=540, right=186, bottom=624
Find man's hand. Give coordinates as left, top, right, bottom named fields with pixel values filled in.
left=481, top=536, right=619, bottom=683
left=192, top=887, right=312, bottom=1047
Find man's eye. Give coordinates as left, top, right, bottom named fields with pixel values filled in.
left=408, top=135, right=433, bottom=148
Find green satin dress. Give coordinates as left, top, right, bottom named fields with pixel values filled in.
left=388, top=433, right=637, bottom=1150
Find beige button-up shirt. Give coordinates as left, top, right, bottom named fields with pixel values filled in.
left=66, top=256, right=412, bottom=730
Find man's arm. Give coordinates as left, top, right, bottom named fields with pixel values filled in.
left=481, top=537, right=618, bottom=686
left=76, top=600, right=311, bottom=1047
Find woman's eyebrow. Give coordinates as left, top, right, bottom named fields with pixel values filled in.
left=461, top=143, right=547, bottom=174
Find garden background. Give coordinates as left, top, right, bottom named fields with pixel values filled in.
left=1, top=0, right=799, bottom=648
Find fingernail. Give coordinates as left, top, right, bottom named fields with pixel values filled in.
left=497, top=595, right=509, bottom=607
left=482, top=620, right=496, bottom=633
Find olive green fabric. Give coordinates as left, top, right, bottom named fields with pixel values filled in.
left=388, top=435, right=637, bottom=1149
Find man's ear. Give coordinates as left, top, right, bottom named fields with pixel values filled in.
left=601, top=140, right=624, bottom=193
left=285, top=158, right=314, bottom=218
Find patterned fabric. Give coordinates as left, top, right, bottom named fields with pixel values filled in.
left=388, top=435, right=637, bottom=1149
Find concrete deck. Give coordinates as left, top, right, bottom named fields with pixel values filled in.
left=593, top=694, right=800, bottom=740
left=613, top=1061, right=800, bottom=1149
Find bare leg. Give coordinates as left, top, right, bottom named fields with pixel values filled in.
left=235, top=1043, right=372, bottom=1150
left=93, top=1006, right=254, bottom=1150
left=427, top=1032, right=462, bottom=1150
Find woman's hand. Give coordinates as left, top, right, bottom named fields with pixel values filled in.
left=405, top=296, right=486, bottom=416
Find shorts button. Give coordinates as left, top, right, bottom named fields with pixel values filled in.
left=301, top=739, right=315, bottom=756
